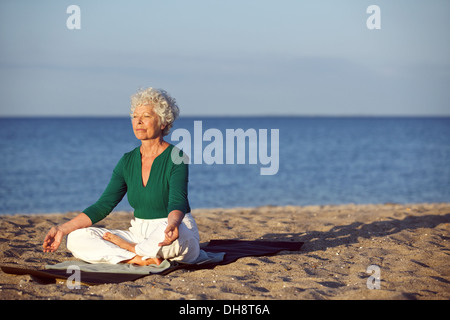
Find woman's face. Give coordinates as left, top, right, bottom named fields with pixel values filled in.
left=131, top=104, right=165, bottom=141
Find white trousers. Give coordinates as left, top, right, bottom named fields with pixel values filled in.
left=66, top=213, right=200, bottom=264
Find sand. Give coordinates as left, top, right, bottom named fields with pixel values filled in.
left=0, top=203, right=449, bottom=300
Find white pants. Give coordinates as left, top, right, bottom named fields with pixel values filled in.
left=66, top=213, right=200, bottom=264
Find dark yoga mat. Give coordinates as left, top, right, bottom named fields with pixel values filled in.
left=0, top=264, right=143, bottom=285
left=0, top=239, right=303, bottom=285
left=197, top=239, right=303, bottom=266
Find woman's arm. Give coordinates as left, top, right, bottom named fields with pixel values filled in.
left=160, top=148, right=189, bottom=247
left=83, top=156, right=127, bottom=224
left=43, top=212, right=92, bottom=252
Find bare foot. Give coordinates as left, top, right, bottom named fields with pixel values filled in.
left=103, top=232, right=135, bottom=252
left=103, top=232, right=163, bottom=266
left=125, top=255, right=163, bottom=266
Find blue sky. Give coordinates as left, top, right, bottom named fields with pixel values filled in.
left=0, top=0, right=449, bottom=116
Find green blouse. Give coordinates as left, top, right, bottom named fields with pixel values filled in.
left=83, top=144, right=190, bottom=224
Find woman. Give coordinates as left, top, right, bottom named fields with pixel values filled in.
left=43, top=87, right=200, bottom=266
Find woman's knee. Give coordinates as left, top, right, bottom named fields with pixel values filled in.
left=179, top=236, right=200, bottom=263
left=169, top=226, right=200, bottom=263
left=66, top=228, right=87, bottom=252
left=66, top=227, right=103, bottom=252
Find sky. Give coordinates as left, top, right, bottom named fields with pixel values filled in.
left=0, top=0, right=449, bottom=117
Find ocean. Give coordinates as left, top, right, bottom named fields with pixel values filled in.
left=0, top=116, right=449, bottom=214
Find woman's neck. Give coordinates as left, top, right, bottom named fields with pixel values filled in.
left=140, top=138, right=167, bottom=158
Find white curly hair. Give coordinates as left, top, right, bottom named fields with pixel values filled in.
left=130, top=87, right=180, bottom=137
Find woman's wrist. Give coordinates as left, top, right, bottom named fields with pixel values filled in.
left=55, top=223, right=71, bottom=236
left=167, top=210, right=184, bottom=227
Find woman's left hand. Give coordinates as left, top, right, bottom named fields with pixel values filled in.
left=158, top=223, right=179, bottom=247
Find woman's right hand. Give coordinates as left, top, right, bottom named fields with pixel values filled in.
left=43, top=226, right=65, bottom=252
left=42, top=212, right=92, bottom=253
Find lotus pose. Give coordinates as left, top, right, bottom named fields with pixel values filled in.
left=43, top=87, right=200, bottom=266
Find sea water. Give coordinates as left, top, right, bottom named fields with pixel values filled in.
left=0, top=116, right=449, bottom=214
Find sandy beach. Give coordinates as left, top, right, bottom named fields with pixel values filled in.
left=0, top=203, right=449, bottom=300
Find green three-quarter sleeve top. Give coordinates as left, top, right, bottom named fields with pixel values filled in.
left=83, top=144, right=190, bottom=224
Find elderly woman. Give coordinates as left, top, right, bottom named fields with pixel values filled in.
left=43, top=87, right=200, bottom=266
